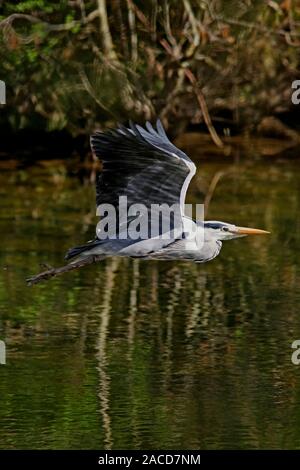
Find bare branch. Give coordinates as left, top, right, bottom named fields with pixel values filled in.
left=127, top=0, right=138, bottom=64
left=97, top=0, right=117, bottom=59
left=0, top=10, right=100, bottom=32
left=184, top=69, right=224, bottom=148
left=183, top=0, right=200, bottom=47
left=212, top=13, right=300, bottom=39
left=78, top=67, right=117, bottom=117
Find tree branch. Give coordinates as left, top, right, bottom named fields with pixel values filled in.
left=212, top=13, right=300, bottom=39
left=184, top=69, right=224, bottom=148
left=97, top=0, right=117, bottom=59
left=0, top=10, right=100, bottom=33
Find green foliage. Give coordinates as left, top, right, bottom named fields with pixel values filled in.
left=0, top=0, right=299, bottom=135
left=8, top=0, right=61, bottom=14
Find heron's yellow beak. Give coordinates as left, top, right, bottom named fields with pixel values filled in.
left=235, top=226, right=270, bottom=235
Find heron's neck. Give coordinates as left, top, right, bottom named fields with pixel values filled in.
left=202, top=238, right=222, bottom=261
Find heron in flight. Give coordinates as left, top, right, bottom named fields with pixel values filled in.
left=65, top=120, right=269, bottom=264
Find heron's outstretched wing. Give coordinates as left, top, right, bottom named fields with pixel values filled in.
left=91, top=120, right=196, bottom=214
left=65, top=121, right=196, bottom=260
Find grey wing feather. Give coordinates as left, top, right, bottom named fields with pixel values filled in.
left=66, top=121, right=197, bottom=261
left=90, top=121, right=195, bottom=211
left=89, top=120, right=196, bottom=247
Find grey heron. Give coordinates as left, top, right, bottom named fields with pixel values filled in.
left=65, top=120, right=269, bottom=264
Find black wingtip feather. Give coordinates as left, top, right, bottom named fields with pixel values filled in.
left=65, top=245, right=88, bottom=261
left=65, top=238, right=102, bottom=261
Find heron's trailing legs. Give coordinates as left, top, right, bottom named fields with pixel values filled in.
left=26, top=255, right=106, bottom=286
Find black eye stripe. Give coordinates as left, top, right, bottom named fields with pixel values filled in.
left=205, top=223, right=222, bottom=230
left=205, top=223, right=228, bottom=230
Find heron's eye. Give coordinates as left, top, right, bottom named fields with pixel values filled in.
left=222, top=226, right=229, bottom=232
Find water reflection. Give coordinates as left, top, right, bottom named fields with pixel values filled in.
left=0, top=143, right=300, bottom=449
left=96, top=259, right=120, bottom=450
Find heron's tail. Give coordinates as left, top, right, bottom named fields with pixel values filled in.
left=65, top=239, right=103, bottom=261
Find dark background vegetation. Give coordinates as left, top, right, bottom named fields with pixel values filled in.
left=0, top=0, right=300, bottom=157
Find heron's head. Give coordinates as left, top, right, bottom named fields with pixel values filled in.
left=204, top=221, right=270, bottom=241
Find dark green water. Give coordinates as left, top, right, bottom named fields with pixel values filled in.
left=1, top=142, right=300, bottom=449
